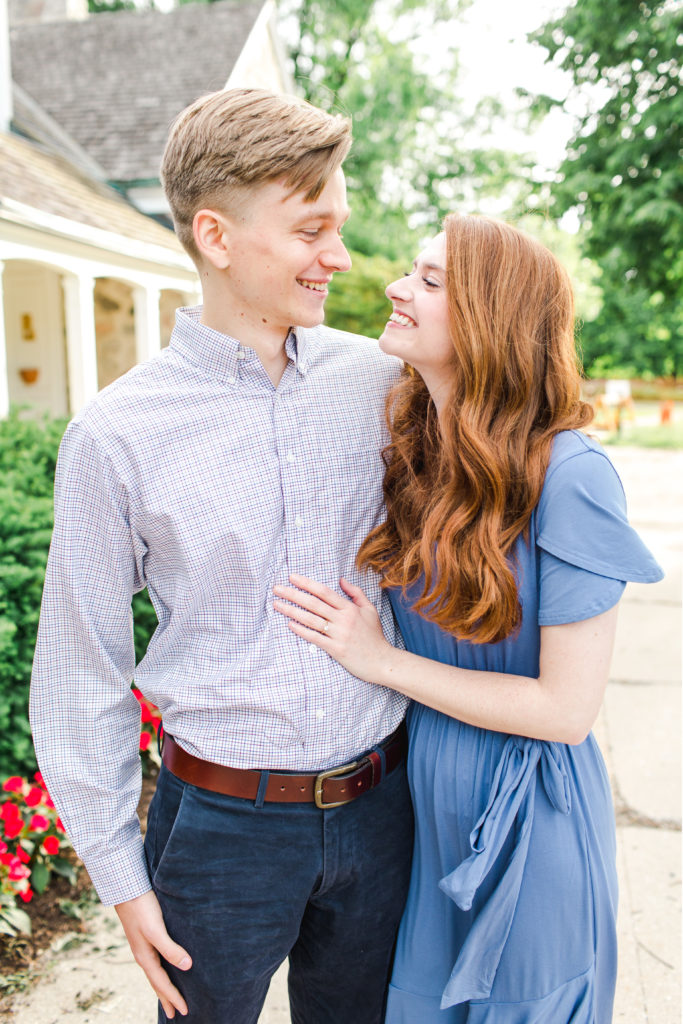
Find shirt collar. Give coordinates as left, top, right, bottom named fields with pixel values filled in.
left=169, top=306, right=310, bottom=382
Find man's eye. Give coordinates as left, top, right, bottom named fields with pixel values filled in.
left=301, top=230, right=319, bottom=238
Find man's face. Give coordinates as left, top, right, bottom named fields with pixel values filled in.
left=218, top=167, right=351, bottom=344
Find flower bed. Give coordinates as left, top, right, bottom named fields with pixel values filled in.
left=1, top=689, right=160, bottom=940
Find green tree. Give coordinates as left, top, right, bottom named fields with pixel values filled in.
left=531, top=0, right=683, bottom=377
left=87, top=0, right=138, bottom=11
left=280, top=0, right=534, bottom=260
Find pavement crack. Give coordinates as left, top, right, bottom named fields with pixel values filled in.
left=636, top=940, right=675, bottom=971
left=613, top=785, right=681, bottom=831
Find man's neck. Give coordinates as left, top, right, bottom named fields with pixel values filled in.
left=200, top=299, right=291, bottom=388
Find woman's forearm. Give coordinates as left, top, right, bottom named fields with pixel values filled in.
left=376, top=607, right=618, bottom=744
left=274, top=575, right=618, bottom=746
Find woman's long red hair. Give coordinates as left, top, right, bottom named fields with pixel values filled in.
left=357, top=214, right=593, bottom=644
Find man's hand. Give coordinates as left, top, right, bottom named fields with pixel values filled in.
left=115, top=890, right=192, bottom=1018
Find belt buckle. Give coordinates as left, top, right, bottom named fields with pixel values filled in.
left=314, top=760, right=360, bottom=809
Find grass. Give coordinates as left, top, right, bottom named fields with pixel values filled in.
left=593, top=400, right=683, bottom=449
left=604, top=423, right=683, bottom=448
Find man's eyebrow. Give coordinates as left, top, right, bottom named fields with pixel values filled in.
left=295, top=208, right=351, bottom=224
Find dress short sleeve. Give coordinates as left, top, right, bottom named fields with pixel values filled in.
left=535, top=431, right=664, bottom=626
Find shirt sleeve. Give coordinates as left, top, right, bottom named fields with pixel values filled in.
left=29, top=420, right=152, bottom=905
left=536, top=443, right=664, bottom=626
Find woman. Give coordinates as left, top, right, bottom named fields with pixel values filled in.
left=274, top=214, right=663, bottom=1022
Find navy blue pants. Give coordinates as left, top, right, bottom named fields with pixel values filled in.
left=144, top=757, right=414, bottom=1024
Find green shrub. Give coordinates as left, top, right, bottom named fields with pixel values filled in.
left=0, top=413, right=158, bottom=777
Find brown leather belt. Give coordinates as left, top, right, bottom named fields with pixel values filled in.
left=161, top=723, right=407, bottom=809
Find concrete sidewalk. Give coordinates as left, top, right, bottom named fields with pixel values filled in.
left=3, top=445, right=680, bottom=1024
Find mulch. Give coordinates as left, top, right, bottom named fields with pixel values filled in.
left=0, top=766, right=159, bottom=1007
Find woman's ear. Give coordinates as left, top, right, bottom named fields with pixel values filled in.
left=192, top=209, right=231, bottom=269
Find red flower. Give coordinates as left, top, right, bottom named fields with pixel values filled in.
left=42, top=835, right=60, bottom=856
left=16, top=846, right=31, bottom=864
left=25, top=786, right=44, bottom=807
left=33, top=771, right=46, bottom=789
left=8, top=858, right=30, bottom=881
left=139, top=731, right=152, bottom=752
left=18, top=888, right=33, bottom=903
left=3, top=818, right=23, bottom=840
left=0, top=801, right=21, bottom=822
left=56, top=818, right=65, bottom=832
left=0, top=841, right=7, bottom=855
left=28, top=814, right=49, bottom=833
left=2, top=777, right=24, bottom=793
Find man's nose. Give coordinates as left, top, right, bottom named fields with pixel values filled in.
left=321, top=235, right=352, bottom=273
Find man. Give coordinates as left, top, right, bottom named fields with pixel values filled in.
left=30, top=89, right=413, bottom=1023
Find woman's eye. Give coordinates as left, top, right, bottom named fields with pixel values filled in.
left=423, top=277, right=439, bottom=288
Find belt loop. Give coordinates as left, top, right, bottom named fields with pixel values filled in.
left=254, top=770, right=270, bottom=808
left=157, top=723, right=165, bottom=760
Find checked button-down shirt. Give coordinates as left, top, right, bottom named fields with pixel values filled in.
left=30, top=307, right=409, bottom=906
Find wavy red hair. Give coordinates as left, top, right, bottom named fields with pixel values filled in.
left=358, top=214, right=593, bottom=643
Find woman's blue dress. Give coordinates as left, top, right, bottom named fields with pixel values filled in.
left=385, top=431, right=664, bottom=1023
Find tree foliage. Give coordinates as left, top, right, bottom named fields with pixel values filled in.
left=279, top=0, right=534, bottom=260
left=87, top=0, right=137, bottom=11
left=531, top=0, right=683, bottom=377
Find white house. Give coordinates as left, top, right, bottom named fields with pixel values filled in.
left=1, top=0, right=291, bottom=418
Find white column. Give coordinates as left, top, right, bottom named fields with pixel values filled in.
left=62, top=273, right=98, bottom=414
left=133, top=285, right=161, bottom=364
left=0, top=261, right=9, bottom=419
left=0, top=0, right=12, bottom=135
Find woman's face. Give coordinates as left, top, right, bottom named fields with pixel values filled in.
left=379, top=232, right=453, bottom=390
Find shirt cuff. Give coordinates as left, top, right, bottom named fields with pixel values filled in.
left=82, top=832, right=153, bottom=906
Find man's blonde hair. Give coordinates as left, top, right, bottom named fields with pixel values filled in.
left=161, top=88, right=352, bottom=261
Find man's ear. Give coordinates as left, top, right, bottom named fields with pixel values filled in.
left=192, top=209, right=232, bottom=269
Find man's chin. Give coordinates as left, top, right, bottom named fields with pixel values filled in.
left=297, top=311, right=326, bottom=328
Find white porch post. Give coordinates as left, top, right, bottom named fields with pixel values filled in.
left=62, top=273, right=98, bottom=414
left=133, top=285, right=162, bottom=364
left=0, top=262, right=9, bottom=418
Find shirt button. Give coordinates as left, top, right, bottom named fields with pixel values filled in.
left=315, top=709, right=326, bottom=720
left=286, top=452, right=296, bottom=463
left=226, top=376, right=236, bottom=385
left=236, top=351, right=246, bottom=360
left=294, top=515, right=304, bottom=528
left=308, top=643, right=318, bottom=654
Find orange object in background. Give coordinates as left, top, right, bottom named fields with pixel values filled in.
left=660, top=400, right=674, bottom=425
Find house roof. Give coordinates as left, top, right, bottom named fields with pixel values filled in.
left=10, top=0, right=266, bottom=184
left=0, top=130, right=185, bottom=254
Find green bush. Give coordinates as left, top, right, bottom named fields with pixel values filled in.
left=325, top=250, right=406, bottom=340
left=0, top=413, right=157, bottom=777
left=0, top=414, right=68, bottom=776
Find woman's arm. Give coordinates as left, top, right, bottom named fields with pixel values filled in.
left=273, top=574, right=618, bottom=745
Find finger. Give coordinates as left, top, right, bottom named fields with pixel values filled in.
left=287, top=620, right=333, bottom=649
left=339, top=577, right=375, bottom=607
left=274, top=599, right=331, bottom=634
left=135, top=947, right=189, bottom=1017
left=273, top=584, right=340, bottom=620
left=288, top=574, right=348, bottom=609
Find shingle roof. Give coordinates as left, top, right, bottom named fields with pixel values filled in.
left=0, top=130, right=185, bottom=253
left=10, top=0, right=265, bottom=183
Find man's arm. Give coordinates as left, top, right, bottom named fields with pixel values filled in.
left=30, top=420, right=191, bottom=1016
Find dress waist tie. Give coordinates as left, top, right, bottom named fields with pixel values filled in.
left=438, top=736, right=572, bottom=1009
